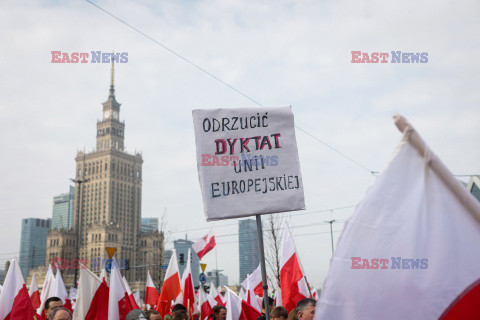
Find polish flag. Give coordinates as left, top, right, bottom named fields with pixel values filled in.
left=280, top=224, right=307, bottom=312
left=28, top=274, right=41, bottom=310
left=156, top=249, right=182, bottom=317
left=38, top=264, right=54, bottom=315
left=73, top=267, right=109, bottom=320
left=209, top=284, right=223, bottom=306
left=108, top=258, right=134, bottom=320
left=145, top=270, right=159, bottom=308
left=315, top=115, right=480, bottom=319
left=51, top=269, right=73, bottom=312
left=0, top=257, right=35, bottom=319
left=192, top=228, right=216, bottom=259
left=241, top=265, right=263, bottom=297
left=225, top=287, right=262, bottom=320
left=181, top=249, right=196, bottom=315
left=244, top=275, right=261, bottom=312
left=123, top=276, right=141, bottom=309
left=198, top=285, right=216, bottom=320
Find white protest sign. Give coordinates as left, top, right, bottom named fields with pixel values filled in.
left=192, top=106, right=305, bottom=221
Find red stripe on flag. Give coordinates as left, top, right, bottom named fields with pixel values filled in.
left=30, top=290, right=41, bottom=310
left=85, top=281, right=109, bottom=320
left=145, top=286, right=160, bottom=307
left=156, top=273, right=182, bottom=317
left=440, top=277, right=480, bottom=319
left=240, top=300, right=263, bottom=320
left=253, top=282, right=263, bottom=297
left=5, top=285, right=35, bottom=320
left=280, top=253, right=306, bottom=312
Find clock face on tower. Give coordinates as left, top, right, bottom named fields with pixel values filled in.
left=113, top=111, right=118, bottom=119
left=104, top=110, right=111, bottom=118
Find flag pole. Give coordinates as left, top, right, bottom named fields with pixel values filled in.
left=255, top=214, right=271, bottom=320
left=393, top=114, right=480, bottom=223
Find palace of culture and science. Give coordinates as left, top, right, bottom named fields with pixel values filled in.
left=28, top=63, right=164, bottom=290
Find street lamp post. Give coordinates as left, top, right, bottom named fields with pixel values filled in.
left=71, top=177, right=89, bottom=287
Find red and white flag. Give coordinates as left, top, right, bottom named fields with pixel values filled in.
left=145, top=270, right=159, bottom=308
left=198, top=285, right=216, bottom=320
left=0, top=257, right=35, bottom=319
left=123, top=276, right=141, bottom=310
left=73, top=267, right=109, bottom=320
left=28, top=273, right=41, bottom=310
left=181, top=249, right=197, bottom=315
left=156, top=250, right=182, bottom=317
left=225, top=287, right=262, bottom=320
left=315, top=117, right=480, bottom=320
left=192, top=228, right=216, bottom=259
left=108, top=258, right=134, bottom=320
left=280, top=224, right=308, bottom=312
left=51, top=269, right=73, bottom=312
left=241, top=265, right=263, bottom=297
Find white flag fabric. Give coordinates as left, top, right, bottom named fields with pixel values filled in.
left=316, top=128, right=480, bottom=319
left=51, top=269, right=69, bottom=304
left=38, top=264, right=54, bottom=314
left=225, top=287, right=242, bottom=320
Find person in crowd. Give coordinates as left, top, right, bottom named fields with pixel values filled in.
left=296, top=298, right=316, bottom=320
left=126, top=309, right=148, bottom=320
left=146, top=309, right=162, bottom=320
left=261, top=297, right=274, bottom=315
left=286, top=308, right=297, bottom=320
left=212, top=305, right=227, bottom=320
left=44, top=297, right=63, bottom=318
left=271, top=306, right=288, bottom=320
left=172, top=310, right=189, bottom=320
left=172, top=303, right=187, bottom=313
left=48, top=307, right=72, bottom=320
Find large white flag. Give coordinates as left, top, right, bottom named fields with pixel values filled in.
left=316, top=116, right=480, bottom=319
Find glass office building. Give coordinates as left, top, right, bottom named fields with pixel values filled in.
left=19, top=218, right=51, bottom=280
left=238, top=219, right=259, bottom=284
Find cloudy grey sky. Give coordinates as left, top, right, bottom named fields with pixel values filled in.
left=1, top=0, right=479, bottom=287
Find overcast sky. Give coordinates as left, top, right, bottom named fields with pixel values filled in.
left=1, top=0, right=479, bottom=288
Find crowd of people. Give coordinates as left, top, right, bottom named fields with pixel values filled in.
left=37, top=295, right=316, bottom=320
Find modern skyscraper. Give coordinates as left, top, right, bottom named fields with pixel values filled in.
left=141, top=218, right=159, bottom=233
left=52, top=186, right=75, bottom=230
left=19, top=218, right=51, bottom=280
left=174, top=238, right=200, bottom=287
left=238, top=219, right=259, bottom=284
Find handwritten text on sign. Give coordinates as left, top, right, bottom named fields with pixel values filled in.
left=192, top=106, right=305, bottom=221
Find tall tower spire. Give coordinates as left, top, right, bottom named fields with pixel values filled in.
left=109, top=57, right=115, bottom=97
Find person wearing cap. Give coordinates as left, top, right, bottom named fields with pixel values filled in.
left=126, top=309, right=148, bottom=320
